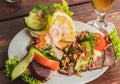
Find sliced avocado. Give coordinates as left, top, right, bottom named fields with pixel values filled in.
left=11, top=46, right=45, bottom=80
left=74, top=39, right=93, bottom=71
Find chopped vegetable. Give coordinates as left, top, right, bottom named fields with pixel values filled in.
left=21, top=73, right=40, bottom=84
left=5, top=55, right=19, bottom=78
left=110, top=28, right=120, bottom=60
left=79, top=38, right=93, bottom=54
left=88, top=32, right=98, bottom=41
left=74, top=39, right=92, bottom=71
left=34, top=53, right=59, bottom=71
left=42, top=44, right=57, bottom=57
left=94, top=33, right=106, bottom=51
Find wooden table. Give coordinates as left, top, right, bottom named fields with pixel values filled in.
left=0, top=0, right=120, bottom=84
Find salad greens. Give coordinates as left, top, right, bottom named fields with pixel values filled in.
left=5, top=55, right=40, bottom=84
left=42, top=44, right=60, bottom=62
left=5, top=45, right=59, bottom=84
left=53, top=0, right=73, bottom=16
left=31, top=0, right=73, bottom=16
left=24, top=0, right=73, bottom=32
left=42, top=44, right=56, bottom=57
left=5, top=55, right=19, bottom=78
left=22, top=73, right=40, bottom=84
left=110, top=28, right=120, bottom=60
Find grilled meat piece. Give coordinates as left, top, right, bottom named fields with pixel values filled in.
left=88, top=50, right=104, bottom=70
left=104, top=44, right=115, bottom=66
left=29, top=60, right=51, bottom=82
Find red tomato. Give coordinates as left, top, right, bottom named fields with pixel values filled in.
left=34, top=53, right=59, bottom=71
left=94, top=33, right=106, bottom=51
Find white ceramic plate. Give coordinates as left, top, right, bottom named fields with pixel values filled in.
left=8, top=21, right=108, bottom=84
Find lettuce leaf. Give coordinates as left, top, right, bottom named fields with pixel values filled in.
left=5, top=55, right=19, bottom=77
left=31, top=0, right=73, bottom=16
left=53, top=0, right=73, bottom=16
left=21, top=73, right=40, bottom=84
left=110, top=28, right=120, bottom=60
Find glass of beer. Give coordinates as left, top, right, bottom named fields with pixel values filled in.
left=6, top=0, right=20, bottom=3
left=87, top=0, right=115, bottom=33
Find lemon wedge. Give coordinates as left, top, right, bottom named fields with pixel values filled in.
left=31, top=9, right=76, bottom=40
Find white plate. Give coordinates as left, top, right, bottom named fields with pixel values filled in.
left=8, top=21, right=108, bottom=84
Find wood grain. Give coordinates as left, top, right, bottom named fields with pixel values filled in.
left=0, top=17, right=25, bottom=69
left=71, top=0, right=120, bottom=22
left=0, top=71, right=27, bottom=84
left=0, top=0, right=89, bottom=21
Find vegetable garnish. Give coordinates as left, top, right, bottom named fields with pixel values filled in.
left=53, top=0, right=73, bottom=16
left=33, top=44, right=59, bottom=71
left=5, top=55, right=19, bottom=78
left=94, top=33, right=106, bottom=51
left=110, top=28, right=120, bottom=60
left=24, top=0, right=73, bottom=32
left=21, top=73, right=40, bottom=84
left=5, top=55, right=40, bottom=84
left=34, top=53, right=59, bottom=71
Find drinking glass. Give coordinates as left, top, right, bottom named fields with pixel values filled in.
left=87, top=0, right=115, bottom=33
left=6, top=0, right=20, bottom=3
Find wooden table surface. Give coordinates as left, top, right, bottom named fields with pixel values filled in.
left=0, top=0, right=120, bottom=84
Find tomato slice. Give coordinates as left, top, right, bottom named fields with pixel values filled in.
left=94, top=33, right=106, bottom=51
left=34, top=53, right=59, bottom=71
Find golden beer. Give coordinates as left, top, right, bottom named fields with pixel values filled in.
left=90, top=0, right=115, bottom=13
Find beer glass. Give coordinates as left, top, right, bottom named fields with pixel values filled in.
left=6, top=0, right=20, bottom=3
left=87, top=0, right=115, bottom=33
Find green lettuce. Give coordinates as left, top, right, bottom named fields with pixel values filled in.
left=22, top=73, right=40, bottom=84
left=31, top=0, right=73, bottom=16
left=5, top=55, right=40, bottom=84
left=53, top=0, right=73, bottom=16
left=5, top=55, right=19, bottom=77
left=110, top=28, right=120, bottom=60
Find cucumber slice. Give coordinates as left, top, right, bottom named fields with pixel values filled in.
left=11, top=46, right=34, bottom=80
left=78, top=38, right=93, bottom=54
left=81, top=40, right=93, bottom=54
left=74, top=57, right=90, bottom=71
left=11, top=46, right=42, bottom=80
left=74, top=39, right=92, bottom=71
left=24, top=17, right=47, bottom=31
